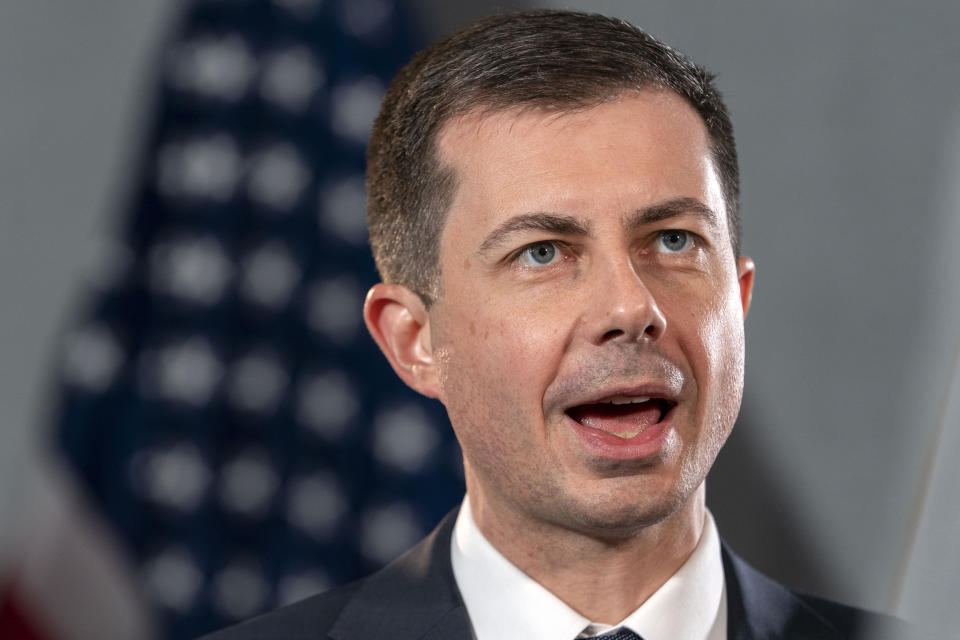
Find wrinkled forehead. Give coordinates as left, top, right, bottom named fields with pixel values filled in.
left=434, top=88, right=713, bottom=183
left=437, top=93, right=715, bottom=196
left=430, top=91, right=728, bottom=253
left=433, top=92, right=638, bottom=163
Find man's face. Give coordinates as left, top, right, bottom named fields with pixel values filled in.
left=428, top=91, right=754, bottom=536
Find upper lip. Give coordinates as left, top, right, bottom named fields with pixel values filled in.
left=561, top=383, right=681, bottom=412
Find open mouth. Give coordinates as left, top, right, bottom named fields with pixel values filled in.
left=565, top=396, right=675, bottom=439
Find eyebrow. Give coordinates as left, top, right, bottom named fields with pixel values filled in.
left=477, top=197, right=721, bottom=254
left=478, top=212, right=589, bottom=253
left=626, top=197, right=721, bottom=230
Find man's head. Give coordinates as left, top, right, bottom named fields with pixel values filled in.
left=364, top=10, right=755, bottom=541
left=366, top=9, right=740, bottom=306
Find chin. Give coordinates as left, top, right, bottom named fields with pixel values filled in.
left=554, top=478, right=695, bottom=539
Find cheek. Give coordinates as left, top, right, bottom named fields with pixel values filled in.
left=459, top=286, right=572, bottom=370
left=433, top=309, right=553, bottom=480
left=697, top=300, right=743, bottom=367
left=694, top=293, right=746, bottom=431
left=433, top=290, right=576, bottom=436
left=436, top=302, right=546, bottom=401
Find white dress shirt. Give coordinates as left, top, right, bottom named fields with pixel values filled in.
left=450, top=495, right=727, bottom=640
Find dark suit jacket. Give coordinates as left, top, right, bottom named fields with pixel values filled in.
left=202, top=510, right=903, bottom=639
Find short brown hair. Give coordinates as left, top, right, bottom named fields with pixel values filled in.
left=366, top=9, right=739, bottom=305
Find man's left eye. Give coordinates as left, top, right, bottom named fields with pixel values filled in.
left=517, top=242, right=561, bottom=267
left=657, top=230, right=692, bottom=253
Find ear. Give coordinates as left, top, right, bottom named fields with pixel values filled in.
left=363, top=283, right=441, bottom=399
left=736, top=256, right=756, bottom=318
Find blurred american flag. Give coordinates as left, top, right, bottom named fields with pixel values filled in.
left=0, top=1, right=463, bottom=638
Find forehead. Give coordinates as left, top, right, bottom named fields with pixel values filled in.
left=434, top=90, right=722, bottom=244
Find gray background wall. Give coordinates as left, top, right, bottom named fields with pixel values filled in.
left=2, top=0, right=958, bottom=621
left=0, top=0, right=181, bottom=574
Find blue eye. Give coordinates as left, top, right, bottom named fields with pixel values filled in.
left=658, top=230, right=690, bottom=252
left=518, top=242, right=559, bottom=266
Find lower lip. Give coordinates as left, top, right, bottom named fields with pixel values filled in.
left=567, top=412, right=672, bottom=461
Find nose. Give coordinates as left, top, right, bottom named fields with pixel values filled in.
left=586, top=257, right=666, bottom=345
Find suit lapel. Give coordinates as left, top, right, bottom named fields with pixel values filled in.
left=331, top=514, right=854, bottom=640
left=329, top=509, right=473, bottom=640
left=722, top=542, right=844, bottom=640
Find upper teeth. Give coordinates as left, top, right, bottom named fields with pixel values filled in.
left=606, top=396, right=651, bottom=405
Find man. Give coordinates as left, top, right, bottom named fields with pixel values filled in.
left=206, top=10, right=900, bottom=639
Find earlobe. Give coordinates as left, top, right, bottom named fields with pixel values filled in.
left=736, top=256, right=756, bottom=318
left=363, top=283, right=442, bottom=399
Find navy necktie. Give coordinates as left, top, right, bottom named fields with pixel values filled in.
left=581, top=629, right=644, bottom=640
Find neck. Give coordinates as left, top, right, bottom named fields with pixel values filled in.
left=467, top=484, right=706, bottom=624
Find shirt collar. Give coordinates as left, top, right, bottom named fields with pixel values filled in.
left=450, top=495, right=727, bottom=640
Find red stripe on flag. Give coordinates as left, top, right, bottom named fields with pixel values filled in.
left=0, top=586, right=54, bottom=640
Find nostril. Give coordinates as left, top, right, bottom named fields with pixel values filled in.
left=600, top=322, right=660, bottom=343
left=602, top=329, right=625, bottom=341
